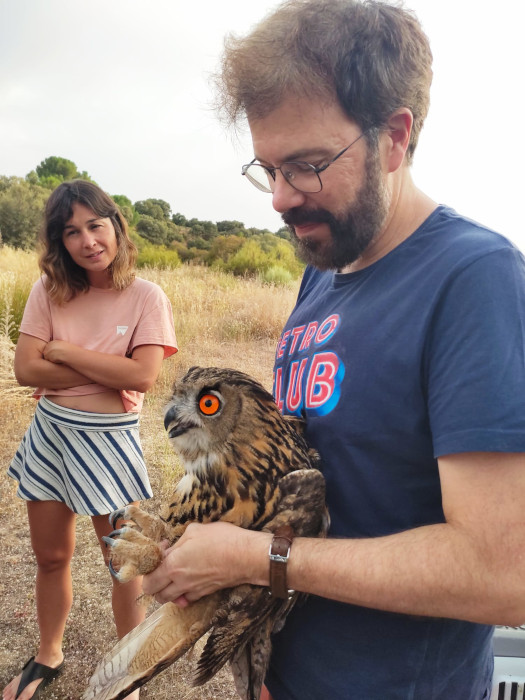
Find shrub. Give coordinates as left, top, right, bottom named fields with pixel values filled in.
left=0, top=179, right=49, bottom=249
left=260, top=265, right=294, bottom=285
left=224, top=239, right=269, bottom=276
left=136, top=244, right=181, bottom=269
left=223, top=237, right=303, bottom=280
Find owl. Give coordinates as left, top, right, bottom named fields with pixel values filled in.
left=83, top=366, right=328, bottom=700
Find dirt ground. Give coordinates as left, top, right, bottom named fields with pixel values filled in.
left=0, top=341, right=278, bottom=699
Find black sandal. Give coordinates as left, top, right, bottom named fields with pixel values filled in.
left=15, top=656, right=64, bottom=699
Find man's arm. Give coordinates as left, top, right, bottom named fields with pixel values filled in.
left=143, top=451, right=525, bottom=626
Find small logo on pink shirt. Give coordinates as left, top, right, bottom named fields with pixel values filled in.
left=116, top=326, right=128, bottom=336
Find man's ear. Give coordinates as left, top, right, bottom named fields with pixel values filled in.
left=383, top=108, right=413, bottom=173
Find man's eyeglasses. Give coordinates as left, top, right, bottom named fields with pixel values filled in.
left=241, top=132, right=365, bottom=194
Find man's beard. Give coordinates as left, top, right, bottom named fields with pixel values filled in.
left=282, top=147, right=389, bottom=271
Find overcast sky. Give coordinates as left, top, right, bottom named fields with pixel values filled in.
left=1, top=0, right=523, bottom=248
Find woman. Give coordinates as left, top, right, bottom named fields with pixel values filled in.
left=3, top=180, right=177, bottom=700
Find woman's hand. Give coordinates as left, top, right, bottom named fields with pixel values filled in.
left=43, top=340, right=75, bottom=364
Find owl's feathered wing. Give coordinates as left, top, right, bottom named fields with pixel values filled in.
left=83, top=367, right=328, bottom=700
left=195, top=468, right=327, bottom=700
left=83, top=596, right=220, bottom=700
left=84, top=470, right=326, bottom=700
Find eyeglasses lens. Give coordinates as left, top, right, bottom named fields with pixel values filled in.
left=243, top=162, right=322, bottom=194
left=243, top=164, right=274, bottom=193
left=281, top=162, right=321, bottom=193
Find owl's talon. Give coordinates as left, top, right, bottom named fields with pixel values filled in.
left=107, top=559, right=121, bottom=580
left=109, top=507, right=127, bottom=529
left=102, top=530, right=125, bottom=547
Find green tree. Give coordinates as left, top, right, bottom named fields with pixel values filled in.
left=208, top=234, right=244, bottom=266
left=0, top=179, right=49, bottom=249
left=165, top=221, right=183, bottom=244
left=136, top=215, right=169, bottom=245
left=171, top=240, right=193, bottom=263
left=134, top=199, right=171, bottom=220
left=28, top=156, right=93, bottom=190
left=172, top=212, right=187, bottom=226
left=187, top=236, right=210, bottom=251
left=216, top=220, right=247, bottom=236
left=36, top=156, right=79, bottom=181
left=186, top=220, right=218, bottom=241
left=197, top=220, right=218, bottom=240
left=246, top=226, right=271, bottom=237
left=276, top=225, right=292, bottom=241
left=112, top=194, right=138, bottom=226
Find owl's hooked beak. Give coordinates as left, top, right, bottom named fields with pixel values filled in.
left=164, top=404, right=193, bottom=438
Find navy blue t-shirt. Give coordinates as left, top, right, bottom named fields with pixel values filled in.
left=267, top=206, right=525, bottom=699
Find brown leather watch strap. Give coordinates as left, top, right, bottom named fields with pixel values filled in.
left=269, top=525, right=295, bottom=599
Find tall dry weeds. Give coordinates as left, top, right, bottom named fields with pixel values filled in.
left=0, top=250, right=299, bottom=699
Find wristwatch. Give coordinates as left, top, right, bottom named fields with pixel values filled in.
left=269, top=525, right=295, bottom=599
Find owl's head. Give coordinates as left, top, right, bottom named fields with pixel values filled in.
left=164, top=366, right=283, bottom=470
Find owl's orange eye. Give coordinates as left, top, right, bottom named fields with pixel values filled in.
left=198, top=394, right=221, bottom=415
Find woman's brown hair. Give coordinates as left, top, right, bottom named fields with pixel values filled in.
left=38, top=180, right=137, bottom=304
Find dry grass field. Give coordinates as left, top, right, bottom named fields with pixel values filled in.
left=0, top=251, right=299, bottom=699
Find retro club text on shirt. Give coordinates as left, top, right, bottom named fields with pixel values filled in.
left=273, top=314, right=345, bottom=418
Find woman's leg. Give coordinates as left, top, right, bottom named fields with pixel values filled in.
left=3, top=500, right=76, bottom=700
left=92, top=510, right=145, bottom=700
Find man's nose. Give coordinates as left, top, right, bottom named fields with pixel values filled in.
left=271, top=173, right=306, bottom=214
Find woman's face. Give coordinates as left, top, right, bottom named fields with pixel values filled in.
left=61, top=202, right=118, bottom=286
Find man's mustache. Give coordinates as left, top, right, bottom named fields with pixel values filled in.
left=282, top=208, right=334, bottom=228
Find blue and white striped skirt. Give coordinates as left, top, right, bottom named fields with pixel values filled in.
left=7, top=397, right=153, bottom=516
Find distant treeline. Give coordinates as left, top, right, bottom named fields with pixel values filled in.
left=0, top=157, right=303, bottom=284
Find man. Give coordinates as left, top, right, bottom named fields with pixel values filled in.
left=143, top=1, right=525, bottom=697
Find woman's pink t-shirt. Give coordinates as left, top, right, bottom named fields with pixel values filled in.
left=20, top=277, right=177, bottom=412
